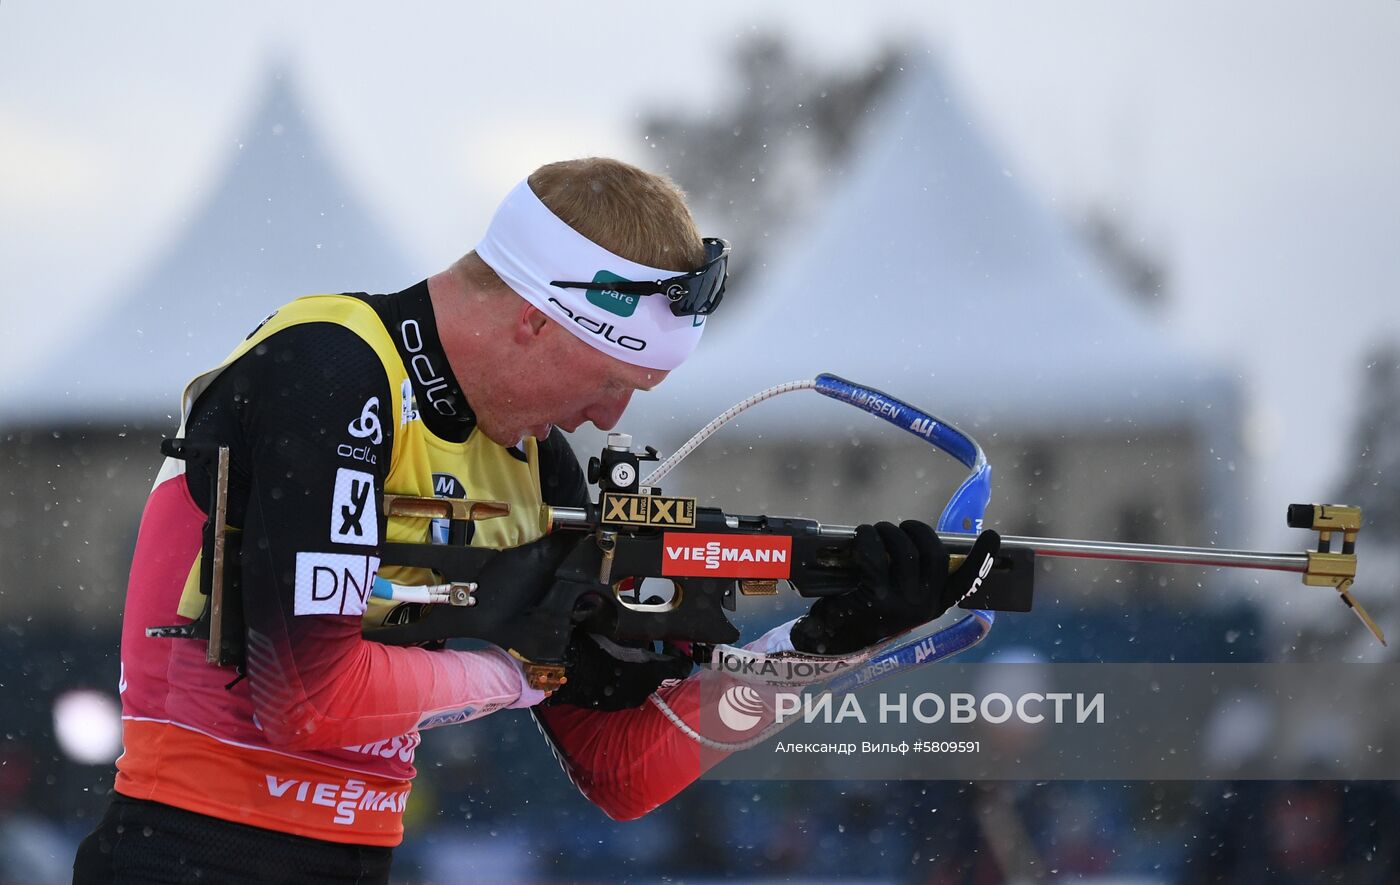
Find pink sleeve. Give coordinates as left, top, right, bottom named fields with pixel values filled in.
left=533, top=622, right=802, bottom=821
left=245, top=621, right=537, bottom=750
left=532, top=677, right=708, bottom=821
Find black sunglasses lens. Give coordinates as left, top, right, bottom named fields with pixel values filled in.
left=668, top=270, right=716, bottom=316
left=669, top=243, right=727, bottom=316
left=694, top=260, right=726, bottom=315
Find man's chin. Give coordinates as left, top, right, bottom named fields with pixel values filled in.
left=479, top=424, right=552, bottom=448
left=477, top=422, right=523, bottom=448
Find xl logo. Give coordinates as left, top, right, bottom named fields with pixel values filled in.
left=602, top=492, right=697, bottom=527
left=294, top=552, right=381, bottom=616
left=348, top=398, right=383, bottom=445
left=330, top=468, right=378, bottom=545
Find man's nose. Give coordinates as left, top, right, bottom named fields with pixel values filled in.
left=587, top=389, right=634, bottom=432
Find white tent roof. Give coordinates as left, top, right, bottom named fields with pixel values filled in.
left=3, top=67, right=414, bottom=427
left=623, top=60, right=1236, bottom=445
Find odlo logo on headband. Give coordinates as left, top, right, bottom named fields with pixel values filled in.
left=586, top=270, right=639, bottom=318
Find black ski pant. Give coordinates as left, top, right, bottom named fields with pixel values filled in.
left=73, top=793, right=393, bottom=884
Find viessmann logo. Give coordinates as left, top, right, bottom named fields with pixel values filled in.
left=264, top=775, right=410, bottom=826
left=661, top=533, right=792, bottom=578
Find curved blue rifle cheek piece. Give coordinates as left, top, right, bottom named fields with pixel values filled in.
left=813, top=372, right=996, bottom=649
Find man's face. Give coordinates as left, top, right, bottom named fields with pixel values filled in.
left=474, top=318, right=669, bottom=447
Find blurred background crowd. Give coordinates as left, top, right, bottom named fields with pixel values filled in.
left=2, top=2, right=1398, bottom=882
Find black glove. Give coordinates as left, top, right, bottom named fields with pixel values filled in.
left=473, top=528, right=581, bottom=603
left=365, top=529, right=599, bottom=657
left=546, top=627, right=693, bottom=711
left=791, top=521, right=1000, bottom=655
left=477, top=530, right=602, bottom=663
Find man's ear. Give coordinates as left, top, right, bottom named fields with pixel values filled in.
left=514, top=304, right=551, bottom=345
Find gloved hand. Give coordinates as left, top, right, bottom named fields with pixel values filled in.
left=791, top=521, right=1000, bottom=655
left=474, top=529, right=600, bottom=665
left=474, top=527, right=581, bottom=590
left=547, top=627, right=693, bottom=711
left=366, top=529, right=601, bottom=659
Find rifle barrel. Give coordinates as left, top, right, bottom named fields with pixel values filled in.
left=943, top=533, right=1308, bottom=574
left=549, top=506, right=1309, bottom=575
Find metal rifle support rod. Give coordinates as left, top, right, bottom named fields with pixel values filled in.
left=549, top=502, right=1387, bottom=646
left=942, top=505, right=1380, bottom=646
left=938, top=533, right=1308, bottom=573
left=960, top=520, right=1384, bottom=647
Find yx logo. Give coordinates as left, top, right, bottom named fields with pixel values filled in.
left=331, top=468, right=378, bottom=545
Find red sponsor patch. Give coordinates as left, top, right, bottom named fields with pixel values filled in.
left=660, top=533, right=793, bottom=578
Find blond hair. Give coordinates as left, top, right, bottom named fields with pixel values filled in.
left=527, top=157, right=705, bottom=272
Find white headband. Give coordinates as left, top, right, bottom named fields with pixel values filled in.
left=474, top=179, right=706, bottom=371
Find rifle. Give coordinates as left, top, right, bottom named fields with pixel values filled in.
left=364, top=375, right=1382, bottom=690
left=151, top=375, right=1382, bottom=691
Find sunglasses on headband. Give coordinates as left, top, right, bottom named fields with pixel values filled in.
left=551, top=237, right=729, bottom=317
